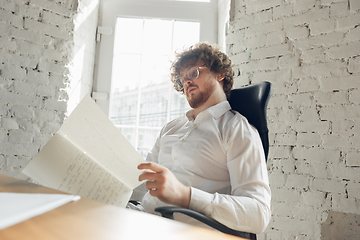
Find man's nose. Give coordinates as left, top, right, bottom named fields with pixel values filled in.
left=184, top=78, right=193, bottom=87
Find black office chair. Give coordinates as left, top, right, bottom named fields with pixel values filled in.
left=155, top=81, right=272, bottom=240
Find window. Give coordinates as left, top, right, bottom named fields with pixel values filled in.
left=109, top=17, right=200, bottom=157
left=93, top=0, right=217, bottom=157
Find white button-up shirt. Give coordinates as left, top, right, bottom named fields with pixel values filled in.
left=132, top=101, right=271, bottom=234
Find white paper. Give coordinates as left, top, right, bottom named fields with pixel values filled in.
left=23, top=134, right=133, bottom=207
left=58, top=95, right=145, bottom=189
left=23, top=95, right=145, bottom=207
left=0, top=192, right=80, bottom=230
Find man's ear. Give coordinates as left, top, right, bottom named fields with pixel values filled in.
left=217, top=73, right=225, bottom=82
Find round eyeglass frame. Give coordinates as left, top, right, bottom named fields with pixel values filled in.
left=174, top=66, right=207, bottom=91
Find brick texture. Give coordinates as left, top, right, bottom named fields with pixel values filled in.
left=0, top=0, right=98, bottom=177
left=226, top=0, right=360, bottom=239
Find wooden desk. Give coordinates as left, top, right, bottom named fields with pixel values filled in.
left=0, top=174, right=243, bottom=240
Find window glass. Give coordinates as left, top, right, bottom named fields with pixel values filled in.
left=143, top=19, right=173, bottom=55
left=109, top=17, right=199, bottom=156
left=173, top=21, right=200, bottom=52
left=114, top=18, right=143, bottom=54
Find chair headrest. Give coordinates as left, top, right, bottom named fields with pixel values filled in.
left=228, top=81, right=272, bottom=134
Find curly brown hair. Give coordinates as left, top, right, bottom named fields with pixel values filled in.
left=170, top=42, right=234, bottom=97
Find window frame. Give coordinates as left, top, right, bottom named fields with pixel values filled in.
left=93, top=0, right=218, bottom=116
left=92, top=0, right=217, bottom=155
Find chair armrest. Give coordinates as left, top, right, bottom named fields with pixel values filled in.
left=155, top=207, right=256, bottom=240
left=128, top=200, right=140, bottom=206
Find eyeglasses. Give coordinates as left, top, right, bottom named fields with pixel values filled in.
left=174, top=66, right=207, bottom=91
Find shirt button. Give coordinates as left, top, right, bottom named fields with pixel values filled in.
left=174, top=157, right=178, bottom=160
left=193, top=124, right=197, bottom=127
left=180, top=138, right=184, bottom=142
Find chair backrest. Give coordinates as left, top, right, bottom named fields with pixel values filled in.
left=228, top=81, right=272, bottom=161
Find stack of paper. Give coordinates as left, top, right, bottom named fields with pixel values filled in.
left=0, top=192, right=80, bottom=230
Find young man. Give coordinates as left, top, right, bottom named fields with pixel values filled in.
left=131, top=42, right=271, bottom=234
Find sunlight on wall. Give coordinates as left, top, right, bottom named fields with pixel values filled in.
left=68, top=0, right=100, bottom=115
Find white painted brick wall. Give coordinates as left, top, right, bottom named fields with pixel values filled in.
left=225, top=0, right=360, bottom=239
left=0, top=0, right=98, bottom=178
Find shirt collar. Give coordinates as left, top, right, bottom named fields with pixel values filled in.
left=186, top=101, right=231, bottom=122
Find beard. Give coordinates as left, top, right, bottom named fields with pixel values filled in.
left=186, top=81, right=216, bottom=109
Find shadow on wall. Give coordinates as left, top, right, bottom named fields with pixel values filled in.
left=321, top=211, right=360, bottom=240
